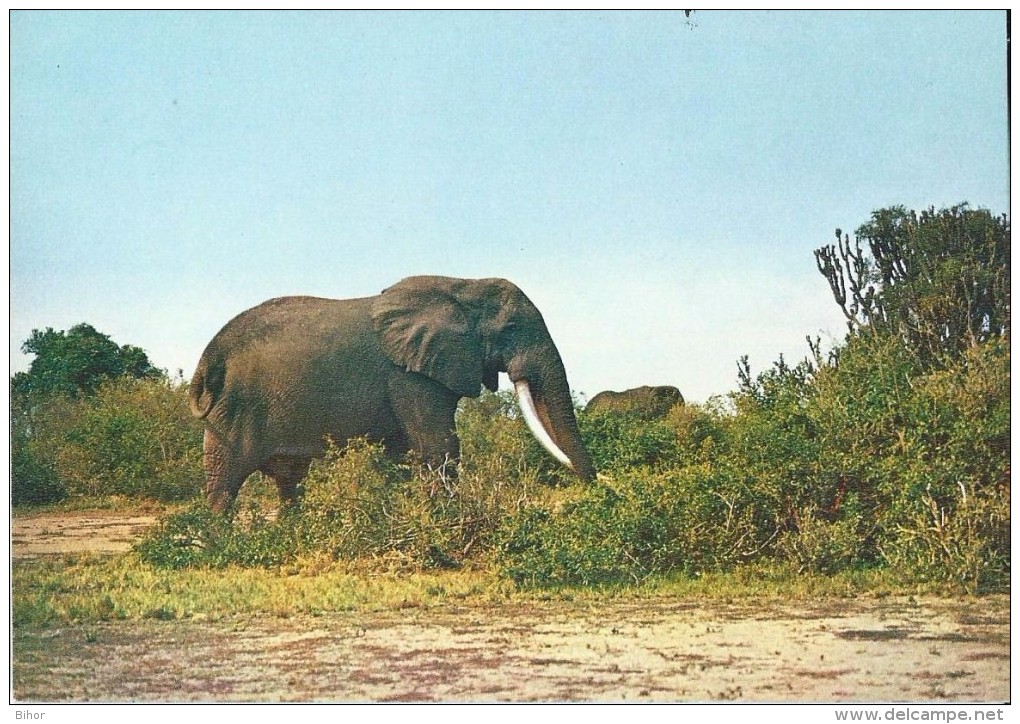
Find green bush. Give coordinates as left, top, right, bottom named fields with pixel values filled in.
left=11, top=376, right=204, bottom=505
left=883, top=481, right=1009, bottom=593
left=496, top=462, right=774, bottom=587
left=495, top=331, right=1006, bottom=591
left=496, top=489, right=634, bottom=587
left=777, top=506, right=867, bottom=575
left=11, top=428, right=65, bottom=505
left=579, top=410, right=679, bottom=473
left=133, top=502, right=230, bottom=569
left=12, top=393, right=74, bottom=506
left=870, top=339, right=1011, bottom=592
left=664, top=401, right=725, bottom=464
left=137, top=394, right=548, bottom=570
left=729, top=333, right=1010, bottom=590
left=134, top=498, right=304, bottom=569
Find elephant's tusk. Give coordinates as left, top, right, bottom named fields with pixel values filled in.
left=514, top=380, right=574, bottom=469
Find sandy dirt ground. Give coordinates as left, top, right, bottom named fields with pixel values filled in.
left=10, top=512, right=1011, bottom=703
left=12, top=511, right=158, bottom=557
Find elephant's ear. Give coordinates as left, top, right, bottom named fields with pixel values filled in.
left=370, top=276, right=485, bottom=398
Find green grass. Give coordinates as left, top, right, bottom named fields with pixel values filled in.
left=12, top=551, right=961, bottom=629
left=13, top=553, right=506, bottom=626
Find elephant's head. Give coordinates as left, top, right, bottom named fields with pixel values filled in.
left=370, top=275, right=596, bottom=481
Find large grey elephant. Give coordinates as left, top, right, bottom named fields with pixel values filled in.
left=189, top=275, right=596, bottom=512
left=586, top=385, right=684, bottom=420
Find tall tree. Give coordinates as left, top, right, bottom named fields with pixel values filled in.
left=814, top=204, right=1010, bottom=364
left=11, top=323, right=163, bottom=398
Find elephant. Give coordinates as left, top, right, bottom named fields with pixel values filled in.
left=585, top=385, right=684, bottom=420
left=189, top=275, right=596, bottom=513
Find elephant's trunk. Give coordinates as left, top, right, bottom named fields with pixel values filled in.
left=511, top=371, right=596, bottom=482
left=516, top=380, right=572, bottom=467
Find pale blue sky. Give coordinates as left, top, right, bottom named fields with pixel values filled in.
left=10, top=10, right=1009, bottom=402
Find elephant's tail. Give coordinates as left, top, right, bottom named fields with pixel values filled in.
left=188, top=354, right=223, bottom=420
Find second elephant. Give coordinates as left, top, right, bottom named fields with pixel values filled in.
left=586, top=385, right=684, bottom=420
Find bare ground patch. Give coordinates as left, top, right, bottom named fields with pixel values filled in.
left=13, top=596, right=1010, bottom=702
left=12, top=511, right=158, bottom=558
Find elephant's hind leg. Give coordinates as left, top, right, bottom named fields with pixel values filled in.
left=202, top=428, right=256, bottom=514
left=261, top=456, right=311, bottom=509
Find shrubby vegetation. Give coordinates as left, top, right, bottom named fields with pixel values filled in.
left=11, top=323, right=198, bottom=505
left=135, top=395, right=548, bottom=570
left=14, top=204, right=1011, bottom=594
left=11, top=375, right=204, bottom=505
left=503, top=205, right=1008, bottom=592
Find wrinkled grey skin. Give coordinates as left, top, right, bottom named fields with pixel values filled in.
left=190, top=275, right=596, bottom=513
left=586, top=385, right=684, bottom=420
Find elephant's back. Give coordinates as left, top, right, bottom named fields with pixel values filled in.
left=585, top=390, right=618, bottom=411
left=192, top=295, right=385, bottom=413
left=203, top=296, right=370, bottom=357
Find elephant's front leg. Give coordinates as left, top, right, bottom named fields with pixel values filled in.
left=387, top=374, right=461, bottom=472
